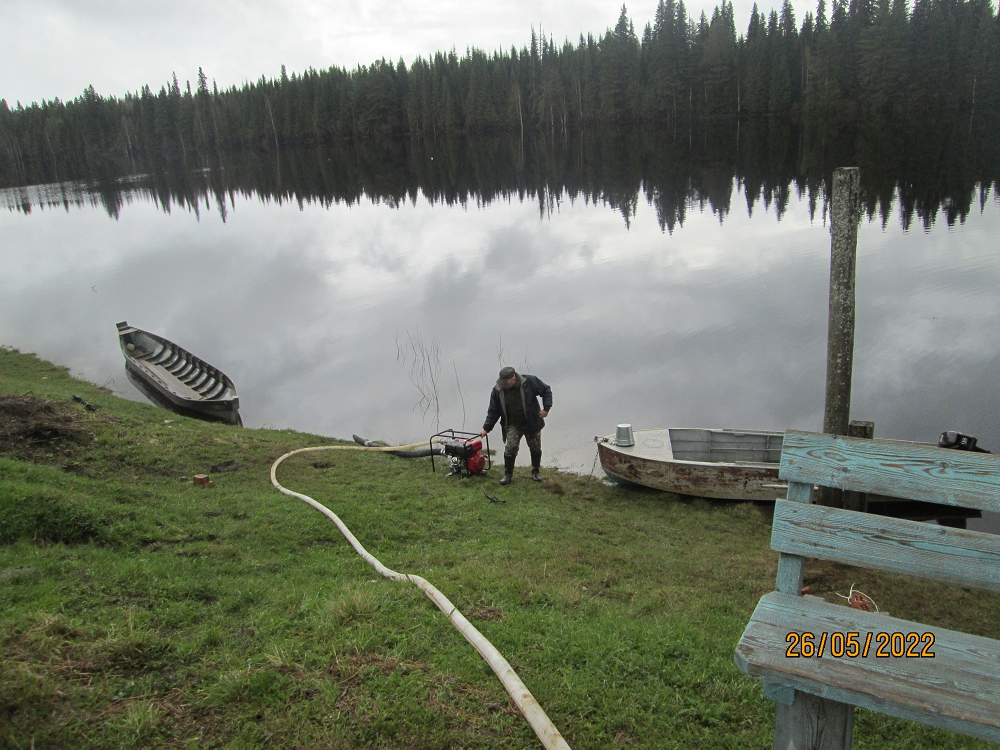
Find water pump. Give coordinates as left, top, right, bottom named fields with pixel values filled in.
left=430, top=429, right=491, bottom=477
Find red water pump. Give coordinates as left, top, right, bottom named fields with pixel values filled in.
left=430, top=429, right=491, bottom=477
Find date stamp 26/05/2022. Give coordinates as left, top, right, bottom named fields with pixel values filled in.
left=785, top=631, right=936, bottom=659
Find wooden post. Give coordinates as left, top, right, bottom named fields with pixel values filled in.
left=847, top=421, right=874, bottom=439
left=842, top=420, right=874, bottom=511
left=824, top=167, right=861, bottom=436
left=820, top=167, right=861, bottom=508
left=774, top=691, right=854, bottom=750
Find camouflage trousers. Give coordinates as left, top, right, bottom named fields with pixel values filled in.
left=503, top=424, right=541, bottom=459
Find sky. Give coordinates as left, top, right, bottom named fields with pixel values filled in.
left=2, top=0, right=804, bottom=107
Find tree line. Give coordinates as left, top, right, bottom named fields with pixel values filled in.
left=1, top=0, right=998, bottom=186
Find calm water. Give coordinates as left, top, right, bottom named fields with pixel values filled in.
left=3, top=168, right=999, bottom=514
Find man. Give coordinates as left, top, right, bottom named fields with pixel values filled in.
left=480, top=366, right=552, bottom=485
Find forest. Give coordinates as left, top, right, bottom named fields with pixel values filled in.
left=1, top=0, right=998, bottom=187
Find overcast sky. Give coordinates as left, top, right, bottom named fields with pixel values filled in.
left=3, top=0, right=803, bottom=107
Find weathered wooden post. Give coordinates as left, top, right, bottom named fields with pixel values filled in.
left=843, top=420, right=875, bottom=511
left=820, top=167, right=861, bottom=508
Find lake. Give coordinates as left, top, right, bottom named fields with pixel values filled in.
left=2, top=138, right=999, bottom=527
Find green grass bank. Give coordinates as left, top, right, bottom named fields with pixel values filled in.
left=1, top=347, right=998, bottom=749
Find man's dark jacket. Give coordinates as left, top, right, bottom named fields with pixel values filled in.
left=483, top=374, right=553, bottom=438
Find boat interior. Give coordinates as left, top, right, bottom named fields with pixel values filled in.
left=120, top=328, right=233, bottom=401
left=668, top=428, right=784, bottom=465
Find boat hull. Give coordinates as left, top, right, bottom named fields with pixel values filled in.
left=599, top=427, right=984, bottom=524
left=117, top=322, right=242, bottom=426
left=124, top=367, right=242, bottom=425
left=598, top=428, right=787, bottom=501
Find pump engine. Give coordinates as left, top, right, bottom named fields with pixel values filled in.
left=430, top=430, right=491, bottom=477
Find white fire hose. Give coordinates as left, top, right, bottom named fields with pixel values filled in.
left=270, top=443, right=571, bottom=750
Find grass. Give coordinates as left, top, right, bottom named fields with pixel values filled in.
left=1, top=345, right=999, bottom=748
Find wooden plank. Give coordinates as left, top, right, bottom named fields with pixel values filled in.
left=734, top=592, right=1000, bottom=743
left=786, top=481, right=814, bottom=504
left=779, top=430, right=1000, bottom=513
left=776, top=553, right=805, bottom=596
left=771, top=501, right=1000, bottom=593
left=764, top=681, right=796, bottom=705
left=774, top=691, right=854, bottom=750
left=132, top=359, right=202, bottom=399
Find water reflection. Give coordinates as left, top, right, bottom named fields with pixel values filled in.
left=4, top=117, right=997, bottom=233
left=3, top=172, right=999, bottom=479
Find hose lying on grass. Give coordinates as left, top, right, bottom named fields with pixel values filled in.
left=270, top=442, right=571, bottom=750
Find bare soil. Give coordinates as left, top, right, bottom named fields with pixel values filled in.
left=0, top=395, right=93, bottom=459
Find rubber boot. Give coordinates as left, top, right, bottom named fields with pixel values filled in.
left=530, top=450, right=542, bottom=482
left=499, top=455, right=516, bottom=485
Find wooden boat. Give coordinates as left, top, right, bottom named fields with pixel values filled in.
left=597, top=427, right=983, bottom=524
left=116, top=321, right=241, bottom=425
left=597, top=428, right=787, bottom=501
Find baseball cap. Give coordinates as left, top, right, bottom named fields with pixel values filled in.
left=497, top=366, right=516, bottom=386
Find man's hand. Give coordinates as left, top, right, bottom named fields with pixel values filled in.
left=479, top=430, right=487, bottom=437
left=539, top=410, right=549, bottom=418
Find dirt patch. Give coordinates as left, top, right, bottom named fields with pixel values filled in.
left=543, top=477, right=568, bottom=495
left=467, top=605, right=505, bottom=621
left=0, top=395, right=94, bottom=460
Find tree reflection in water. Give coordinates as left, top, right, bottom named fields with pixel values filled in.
left=3, top=115, right=996, bottom=233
